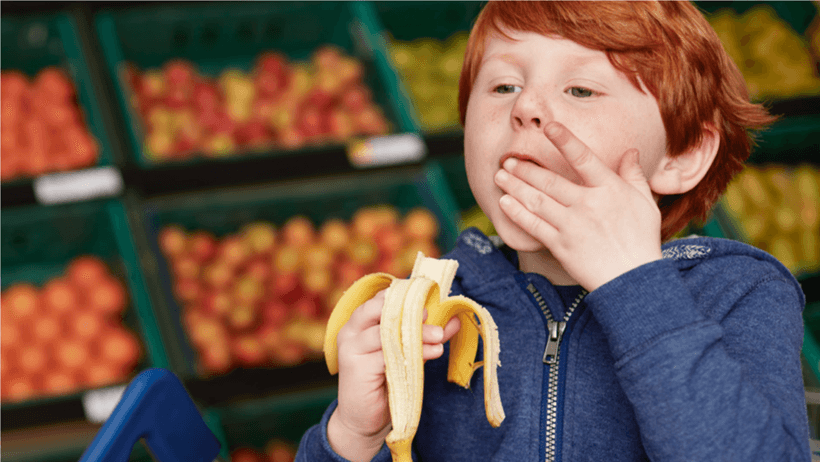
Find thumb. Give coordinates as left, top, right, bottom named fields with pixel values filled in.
left=619, top=149, right=652, bottom=195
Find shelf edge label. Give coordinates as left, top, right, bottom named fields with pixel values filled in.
left=347, top=133, right=426, bottom=169
left=34, top=166, right=124, bottom=205
left=82, top=384, right=127, bottom=424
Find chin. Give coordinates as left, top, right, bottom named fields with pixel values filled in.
left=491, top=214, right=546, bottom=253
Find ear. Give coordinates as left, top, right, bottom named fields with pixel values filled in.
left=648, top=124, right=720, bottom=196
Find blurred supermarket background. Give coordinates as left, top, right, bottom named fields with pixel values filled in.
left=1, top=1, right=819, bottom=460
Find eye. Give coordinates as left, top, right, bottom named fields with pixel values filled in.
left=567, top=86, right=598, bottom=98
left=494, top=84, right=522, bottom=94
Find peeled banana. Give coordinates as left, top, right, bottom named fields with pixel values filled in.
left=323, top=252, right=504, bottom=462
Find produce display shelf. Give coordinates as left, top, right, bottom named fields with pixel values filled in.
left=140, top=161, right=461, bottom=383
left=94, top=1, right=419, bottom=168
left=0, top=12, right=117, bottom=183
left=1, top=199, right=170, bottom=428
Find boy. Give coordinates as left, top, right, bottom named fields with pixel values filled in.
left=297, top=2, right=810, bottom=460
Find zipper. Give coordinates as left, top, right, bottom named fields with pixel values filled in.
left=525, top=283, right=587, bottom=462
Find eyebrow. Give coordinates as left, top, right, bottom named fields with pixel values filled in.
left=482, top=50, right=608, bottom=72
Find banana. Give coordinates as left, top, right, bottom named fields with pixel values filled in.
left=323, top=252, right=504, bottom=462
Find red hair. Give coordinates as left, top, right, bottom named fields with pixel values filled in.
left=459, top=1, right=777, bottom=241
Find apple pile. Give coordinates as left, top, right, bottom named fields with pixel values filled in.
left=1, top=256, right=143, bottom=403
left=0, top=67, right=100, bottom=181
left=121, top=45, right=392, bottom=163
left=158, top=205, right=441, bottom=376
left=388, top=32, right=468, bottom=132
left=230, top=440, right=296, bottom=462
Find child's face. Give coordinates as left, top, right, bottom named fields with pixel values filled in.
left=464, top=30, right=669, bottom=252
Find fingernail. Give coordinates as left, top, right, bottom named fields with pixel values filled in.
left=434, top=326, right=444, bottom=342
left=499, top=194, right=512, bottom=207
left=545, top=122, right=561, bottom=138
left=495, top=169, right=509, bottom=182
left=503, top=157, right=517, bottom=170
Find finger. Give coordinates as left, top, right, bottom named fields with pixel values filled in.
left=618, top=149, right=654, bottom=199
left=346, top=289, right=387, bottom=331
left=544, top=122, right=618, bottom=187
left=442, top=315, right=461, bottom=343
left=422, top=343, right=445, bottom=361
left=421, top=324, right=444, bottom=344
left=495, top=167, right=567, bottom=226
left=502, top=157, right=582, bottom=206
left=353, top=324, right=384, bottom=355
left=499, top=194, right=560, bottom=245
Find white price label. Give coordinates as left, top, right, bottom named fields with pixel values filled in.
left=82, top=384, right=127, bottom=424
left=34, top=166, right=124, bottom=205
left=347, top=133, right=426, bottom=168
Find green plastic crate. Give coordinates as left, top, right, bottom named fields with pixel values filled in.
left=94, top=1, right=418, bottom=167
left=141, top=162, right=461, bottom=379
left=215, top=386, right=336, bottom=458
left=1, top=199, right=170, bottom=408
left=0, top=12, right=116, bottom=177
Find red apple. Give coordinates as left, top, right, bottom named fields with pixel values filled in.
left=233, top=277, right=264, bottom=305
left=187, top=315, right=229, bottom=348
left=337, top=56, right=365, bottom=88
left=158, top=225, right=188, bottom=259
left=226, top=303, right=258, bottom=332
left=174, top=277, right=202, bottom=304
left=243, top=257, right=272, bottom=283
left=354, top=105, right=389, bottom=135
left=402, top=208, right=440, bottom=241
left=272, top=271, right=301, bottom=303
left=319, top=218, right=351, bottom=253
left=292, top=296, right=321, bottom=320
left=262, top=299, right=290, bottom=328
left=241, top=221, right=277, bottom=255
left=272, top=246, right=301, bottom=273
left=266, top=440, right=296, bottom=462
left=43, top=370, right=80, bottom=396
left=301, top=268, right=333, bottom=300
left=347, top=239, right=378, bottom=268
left=374, top=225, right=405, bottom=257
left=144, top=129, right=175, bottom=161
left=187, top=231, right=218, bottom=262
left=83, top=360, right=122, bottom=388
left=193, top=80, right=221, bottom=113
left=137, top=70, right=166, bottom=102
left=231, top=334, right=267, bottom=368
left=202, top=132, right=237, bottom=157
left=281, top=216, right=315, bottom=249
left=199, top=341, right=233, bottom=375
left=66, top=256, right=110, bottom=287
left=203, top=262, right=234, bottom=289
left=326, top=108, right=356, bottom=142
left=237, top=119, right=272, bottom=150
left=341, top=84, right=372, bottom=112
left=297, top=103, right=327, bottom=139
left=217, top=235, right=252, bottom=268
left=172, top=255, right=201, bottom=280
left=336, top=259, right=367, bottom=288
left=303, top=243, right=334, bottom=269
left=200, top=290, right=232, bottom=317
left=163, top=59, right=196, bottom=90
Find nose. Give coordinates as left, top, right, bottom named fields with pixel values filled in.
left=511, top=88, right=550, bottom=130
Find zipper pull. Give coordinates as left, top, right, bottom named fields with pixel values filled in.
left=543, top=320, right=566, bottom=365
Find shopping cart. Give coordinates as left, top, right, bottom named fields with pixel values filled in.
left=78, top=368, right=223, bottom=462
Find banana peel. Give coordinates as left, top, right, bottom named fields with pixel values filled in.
left=323, top=252, right=504, bottom=462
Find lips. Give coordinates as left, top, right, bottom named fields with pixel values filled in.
left=499, top=151, right=540, bottom=169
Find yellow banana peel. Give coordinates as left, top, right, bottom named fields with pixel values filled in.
left=323, top=252, right=504, bottom=462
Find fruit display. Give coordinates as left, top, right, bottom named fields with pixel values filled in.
left=0, top=255, right=142, bottom=403
left=230, top=440, right=296, bottom=462
left=0, top=67, right=100, bottom=181
left=157, top=205, right=442, bottom=376
left=121, top=46, right=392, bottom=163
left=721, top=164, right=820, bottom=275
left=324, top=254, right=503, bottom=462
left=707, top=4, right=820, bottom=101
left=388, top=32, right=468, bottom=132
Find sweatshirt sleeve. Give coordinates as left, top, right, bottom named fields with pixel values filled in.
left=295, top=399, right=398, bottom=462
left=585, top=258, right=811, bottom=461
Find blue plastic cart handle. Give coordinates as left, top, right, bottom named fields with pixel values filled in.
left=79, top=368, right=221, bottom=462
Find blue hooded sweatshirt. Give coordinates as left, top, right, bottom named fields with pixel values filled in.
left=297, top=228, right=810, bottom=461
